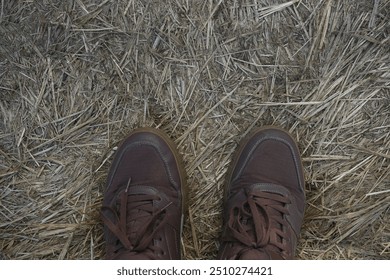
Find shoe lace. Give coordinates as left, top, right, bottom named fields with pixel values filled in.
left=224, top=187, right=291, bottom=258
left=101, top=183, right=170, bottom=259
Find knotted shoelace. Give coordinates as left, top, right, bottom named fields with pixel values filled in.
left=224, top=188, right=291, bottom=257
left=101, top=184, right=171, bottom=259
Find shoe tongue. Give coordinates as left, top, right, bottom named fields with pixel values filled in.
left=240, top=210, right=266, bottom=244
left=120, top=186, right=163, bottom=242
left=239, top=249, right=270, bottom=259
left=128, top=207, right=151, bottom=241
left=230, top=186, right=268, bottom=241
left=117, top=252, right=154, bottom=260
left=237, top=246, right=284, bottom=260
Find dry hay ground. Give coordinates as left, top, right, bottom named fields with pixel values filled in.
left=0, top=0, right=389, bottom=260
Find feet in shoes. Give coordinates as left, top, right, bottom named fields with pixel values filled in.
left=101, top=128, right=187, bottom=259
left=102, top=127, right=305, bottom=260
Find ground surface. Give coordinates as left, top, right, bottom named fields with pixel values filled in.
left=0, top=0, right=389, bottom=259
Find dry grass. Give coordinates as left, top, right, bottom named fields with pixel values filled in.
left=0, top=0, right=389, bottom=260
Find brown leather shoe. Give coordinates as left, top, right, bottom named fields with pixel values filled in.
left=101, top=128, right=187, bottom=259
left=217, top=127, right=305, bottom=260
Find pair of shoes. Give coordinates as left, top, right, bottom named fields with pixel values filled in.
left=101, top=127, right=305, bottom=260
